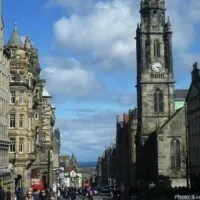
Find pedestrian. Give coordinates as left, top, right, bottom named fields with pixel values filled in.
left=11, top=193, right=17, bottom=200
left=5, top=187, right=11, bottom=200
left=57, top=188, right=60, bottom=200
left=26, top=191, right=34, bottom=200
left=39, top=190, right=48, bottom=200
left=32, top=190, right=40, bottom=200
left=0, top=185, right=6, bottom=200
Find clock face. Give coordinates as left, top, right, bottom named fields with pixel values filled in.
left=151, top=62, right=162, bottom=73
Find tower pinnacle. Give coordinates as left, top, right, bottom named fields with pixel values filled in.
left=7, top=23, right=23, bottom=48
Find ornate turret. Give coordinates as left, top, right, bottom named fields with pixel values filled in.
left=165, top=16, right=172, bottom=32
left=24, top=36, right=32, bottom=49
left=141, top=0, right=165, bottom=11
left=7, top=23, right=23, bottom=48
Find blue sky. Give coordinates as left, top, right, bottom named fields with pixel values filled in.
left=4, top=0, right=200, bottom=161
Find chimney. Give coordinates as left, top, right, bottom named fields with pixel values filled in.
left=192, top=62, right=200, bottom=81
left=123, top=113, right=126, bottom=122
left=116, top=115, right=120, bottom=123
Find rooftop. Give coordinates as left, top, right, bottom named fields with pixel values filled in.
left=7, top=24, right=23, bottom=48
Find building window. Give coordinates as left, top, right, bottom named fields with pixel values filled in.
left=36, top=90, right=40, bottom=99
left=19, top=138, right=24, bottom=153
left=153, top=88, right=164, bottom=113
left=10, top=73, right=16, bottom=82
left=29, top=77, right=32, bottom=87
left=10, top=138, right=16, bottom=152
left=19, top=114, right=24, bottom=128
left=19, top=74, right=24, bottom=82
left=171, top=139, right=181, bottom=169
left=19, top=92, right=24, bottom=105
left=10, top=91, right=16, bottom=104
left=154, top=40, right=160, bottom=57
left=28, top=117, right=31, bottom=130
left=35, top=110, right=39, bottom=119
left=28, top=97, right=32, bottom=108
left=10, top=114, right=15, bottom=128
left=36, top=131, right=39, bottom=145
left=27, top=139, right=31, bottom=153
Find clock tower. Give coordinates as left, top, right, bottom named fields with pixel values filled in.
left=136, top=0, right=175, bottom=139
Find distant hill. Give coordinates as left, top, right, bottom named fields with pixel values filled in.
left=78, top=161, right=97, bottom=168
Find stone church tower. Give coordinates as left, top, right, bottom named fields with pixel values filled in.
left=136, top=0, right=175, bottom=142
left=136, top=0, right=187, bottom=190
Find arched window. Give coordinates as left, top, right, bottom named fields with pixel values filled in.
left=154, top=40, right=160, bottom=57
left=153, top=88, right=164, bottom=113
left=171, top=139, right=181, bottom=169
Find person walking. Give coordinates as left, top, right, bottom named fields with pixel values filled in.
left=0, top=185, right=6, bottom=200
left=5, top=187, right=11, bottom=200
left=39, top=190, right=48, bottom=200
left=57, top=188, right=61, bottom=200
left=26, top=191, right=34, bottom=200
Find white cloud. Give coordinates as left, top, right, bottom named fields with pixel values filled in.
left=53, top=0, right=138, bottom=69
left=46, top=0, right=97, bottom=14
left=41, top=57, right=101, bottom=97
left=51, top=0, right=200, bottom=71
left=57, top=109, right=118, bottom=161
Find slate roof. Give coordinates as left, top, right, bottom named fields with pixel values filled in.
left=159, top=107, right=184, bottom=130
left=7, top=24, right=23, bottom=48
left=174, top=89, right=188, bottom=100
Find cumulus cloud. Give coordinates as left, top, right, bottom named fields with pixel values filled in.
left=46, top=0, right=98, bottom=14
left=50, top=0, right=200, bottom=72
left=41, top=56, right=102, bottom=98
left=53, top=0, right=138, bottom=69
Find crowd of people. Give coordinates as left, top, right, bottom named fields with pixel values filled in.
left=0, top=185, right=57, bottom=200
left=0, top=185, right=97, bottom=200
left=60, top=186, right=94, bottom=200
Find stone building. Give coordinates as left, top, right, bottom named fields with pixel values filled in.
left=64, top=169, right=82, bottom=188
left=37, top=85, right=55, bottom=187
left=185, top=62, right=200, bottom=189
left=7, top=24, right=42, bottom=188
left=116, top=113, right=130, bottom=198
left=95, top=157, right=102, bottom=187
left=0, top=0, right=11, bottom=187
left=52, top=128, right=61, bottom=185
left=60, top=154, right=78, bottom=173
left=136, top=0, right=187, bottom=193
left=115, top=110, right=137, bottom=200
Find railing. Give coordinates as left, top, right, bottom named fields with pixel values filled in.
left=151, top=74, right=165, bottom=79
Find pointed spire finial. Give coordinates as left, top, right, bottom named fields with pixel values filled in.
left=167, top=16, right=171, bottom=26
left=14, top=22, right=17, bottom=30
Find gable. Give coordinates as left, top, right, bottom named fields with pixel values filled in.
left=186, top=83, right=200, bottom=100
left=70, top=170, right=76, bottom=177
left=159, top=107, right=186, bottom=137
